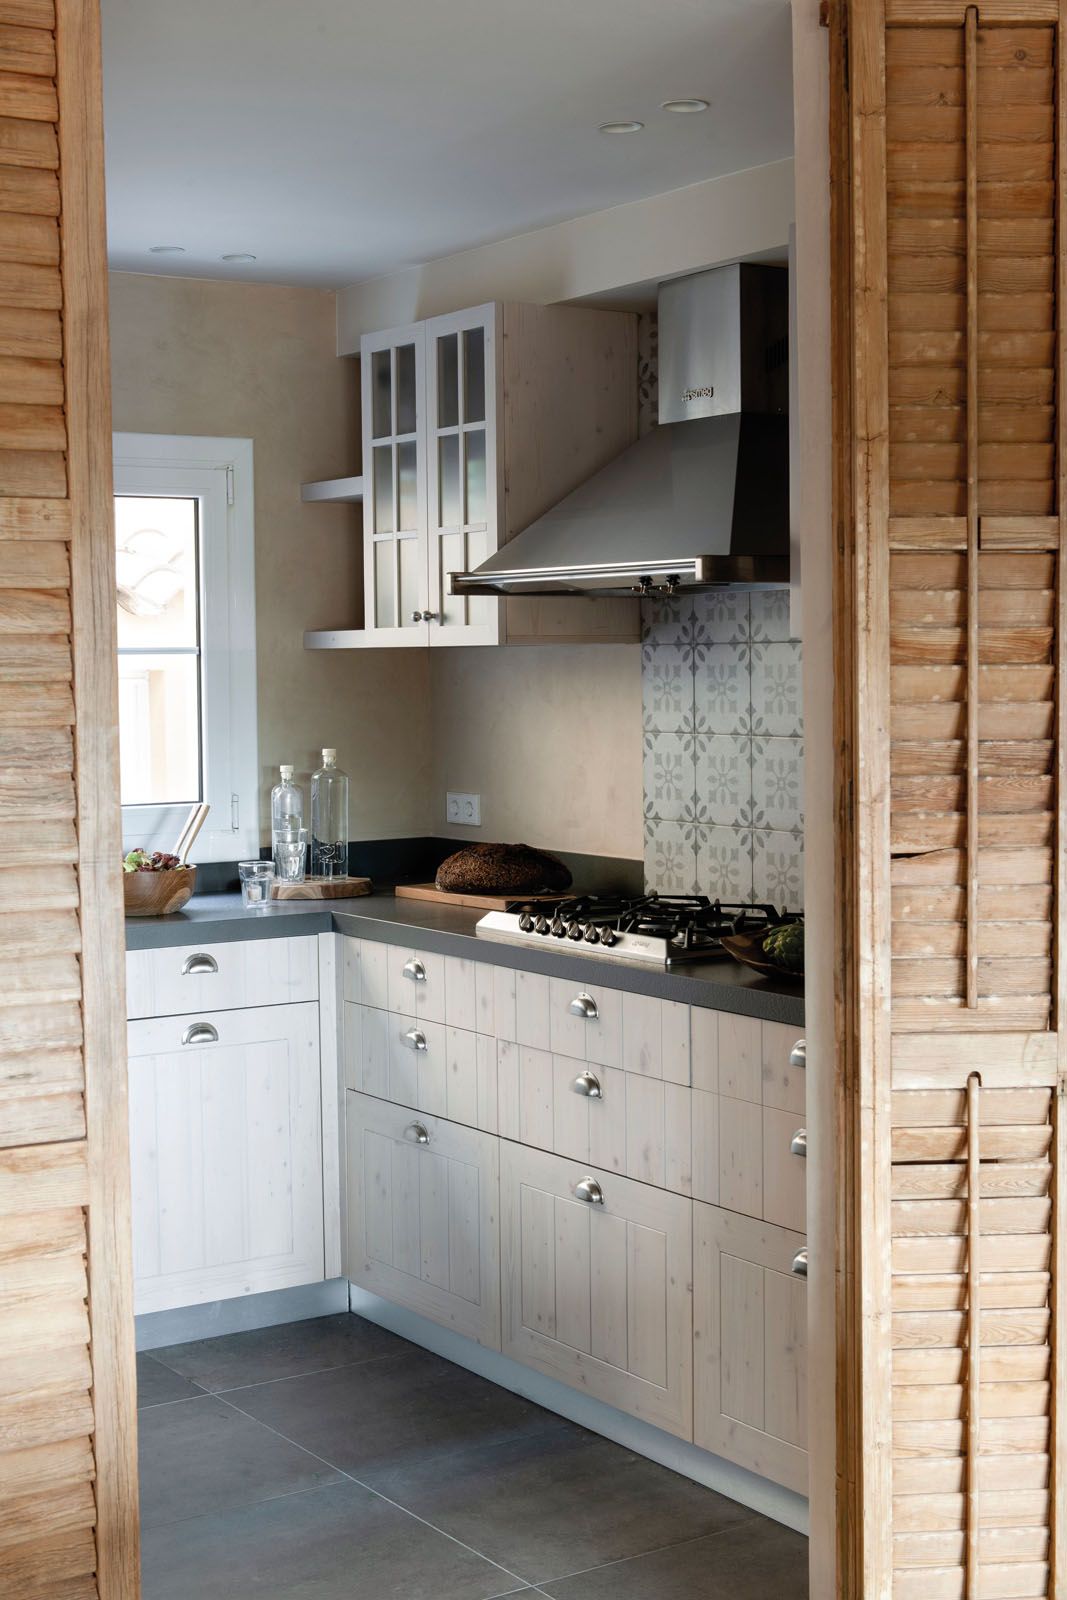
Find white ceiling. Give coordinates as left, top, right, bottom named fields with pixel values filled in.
left=101, top=0, right=793, bottom=291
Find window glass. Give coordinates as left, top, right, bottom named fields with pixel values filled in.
left=115, top=495, right=202, bottom=807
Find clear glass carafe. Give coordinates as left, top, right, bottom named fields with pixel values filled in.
left=271, top=765, right=306, bottom=882
left=310, top=749, right=349, bottom=878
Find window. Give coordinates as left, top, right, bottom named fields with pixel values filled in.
left=113, top=434, right=258, bottom=863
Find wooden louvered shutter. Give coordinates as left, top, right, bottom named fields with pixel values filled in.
left=833, top=0, right=1067, bottom=1596
left=0, top=1, right=139, bottom=1597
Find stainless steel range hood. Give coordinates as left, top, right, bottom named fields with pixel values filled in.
left=452, top=263, right=789, bottom=599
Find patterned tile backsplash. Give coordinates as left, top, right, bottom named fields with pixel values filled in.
left=642, top=587, right=804, bottom=910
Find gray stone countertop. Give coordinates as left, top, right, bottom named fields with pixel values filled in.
left=126, top=891, right=804, bottom=1026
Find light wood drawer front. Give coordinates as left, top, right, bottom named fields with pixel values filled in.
left=346, top=1090, right=501, bottom=1349
left=343, top=940, right=497, bottom=1034
left=126, top=936, right=318, bottom=1019
left=344, top=1004, right=497, bottom=1134
left=501, top=1140, right=693, bottom=1439
left=762, top=1106, right=807, bottom=1232
left=497, top=972, right=690, bottom=1084
left=497, top=1042, right=692, bottom=1195
left=693, top=1202, right=807, bottom=1495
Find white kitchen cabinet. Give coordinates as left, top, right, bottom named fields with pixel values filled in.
left=346, top=1090, right=501, bottom=1348
left=500, top=1140, right=693, bottom=1439
left=693, top=1202, right=807, bottom=1494
left=126, top=935, right=318, bottom=1019
left=127, top=1002, right=324, bottom=1314
left=306, top=301, right=639, bottom=650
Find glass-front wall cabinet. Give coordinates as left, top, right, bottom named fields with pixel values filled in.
left=360, top=323, right=429, bottom=643
left=359, top=305, right=500, bottom=648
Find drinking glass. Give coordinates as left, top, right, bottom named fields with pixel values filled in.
left=275, top=829, right=308, bottom=884
left=239, top=860, right=275, bottom=909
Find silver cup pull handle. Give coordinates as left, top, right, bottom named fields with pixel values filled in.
left=791, top=1248, right=808, bottom=1279
left=789, top=1039, right=806, bottom=1071
left=408, top=1122, right=431, bottom=1145
left=182, top=1022, right=219, bottom=1046
left=572, top=1071, right=603, bottom=1099
left=403, top=958, right=427, bottom=982
left=181, top=953, right=218, bottom=976
left=569, top=992, right=599, bottom=1020
left=790, top=1128, right=808, bottom=1158
left=574, top=1176, right=605, bottom=1206
left=403, top=1028, right=428, bottom=1051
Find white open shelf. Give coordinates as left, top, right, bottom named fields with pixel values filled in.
left=300, top=475, right=364, bottom=503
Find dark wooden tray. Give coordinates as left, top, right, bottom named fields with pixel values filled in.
left=720, top=929, right=804, bottom=982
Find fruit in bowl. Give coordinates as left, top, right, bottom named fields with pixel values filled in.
left=122, top=848, right=196, bottom=916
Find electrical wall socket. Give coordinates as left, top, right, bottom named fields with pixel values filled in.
left=446, top=792, right=481, bottom=826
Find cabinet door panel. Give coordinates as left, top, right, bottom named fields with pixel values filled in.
left=346, top=1091, right=500, bottom=1347
left=501, top=1141, right=692, bottom=1438
left=127, top=1002, right=324, bottom=1314
left=425, top=304, right=501, bottom=647
left=693, top=1201, right=807, bottom=1494
left=360, top=322, right=428, bottom=644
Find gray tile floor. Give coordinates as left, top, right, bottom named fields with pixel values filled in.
left=137, top=1313, right=808, bottom=1599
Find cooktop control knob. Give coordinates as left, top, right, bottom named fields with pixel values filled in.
left=566, top=921, right=582, bottom=940
left=583, top=924, right=601, bottom=944
left=518, top=912, right=534, bottom=932
left=600, top=928, right=618, bottom=947
left=535, top=915, right=550, bottom=934
left=550, top=916, right=566, bottom=938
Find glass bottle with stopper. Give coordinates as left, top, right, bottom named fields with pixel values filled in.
left=271, top=764, right=306, bottom=883
left=310, top=749, right=349, bottom=878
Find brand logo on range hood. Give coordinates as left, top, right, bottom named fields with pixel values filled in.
left=682, top=385, right=715, bottom=402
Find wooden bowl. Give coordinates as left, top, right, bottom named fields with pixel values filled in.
left=123, top=866, right=196, bottom=918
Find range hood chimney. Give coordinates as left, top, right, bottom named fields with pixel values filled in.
left=452, top=262, right=790, bottom=599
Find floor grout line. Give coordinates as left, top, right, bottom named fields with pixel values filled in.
left=527, top=1514, right=765, bottom=1588
left=139, top=1475, right=348, bottom=1537
left=215, top=1391, right=534, bottom=1593
left=210, top=1347, right=409, bottom=1395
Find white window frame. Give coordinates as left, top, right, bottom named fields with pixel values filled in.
left=113, top=433, right=259, bottom=863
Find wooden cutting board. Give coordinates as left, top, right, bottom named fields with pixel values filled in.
left=272, top=875, right=372, bottom=900
left=395, top=883, right=564, bottom=912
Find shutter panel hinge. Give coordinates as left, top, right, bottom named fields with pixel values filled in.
left=225, top=463, right=235, bottom=506
left=231, top=793, right=240, bottom=831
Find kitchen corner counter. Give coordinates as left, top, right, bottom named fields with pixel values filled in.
left=126, top=892, right=804, bottom=1025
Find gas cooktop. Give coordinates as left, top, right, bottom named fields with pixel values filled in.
left=475, top=893, right=792, bottom=967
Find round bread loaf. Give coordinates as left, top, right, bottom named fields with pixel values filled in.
left=435, top=843, right=572, bottom=896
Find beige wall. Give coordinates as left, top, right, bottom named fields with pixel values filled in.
left=429, top=645, right=643, bottom=859
left=110, top=269, right=645, bottom=864
left=109, top=271, right=432, bottom=842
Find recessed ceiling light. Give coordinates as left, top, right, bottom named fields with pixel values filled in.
left=661, top=97, right=710, bottom=113
left=598, top=120, right=644, bottom=135
left=148, top=244, right=185, bottom=254
left=221, top=252, right=257, bottom=263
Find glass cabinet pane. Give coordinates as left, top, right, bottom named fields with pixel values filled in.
left=439, top=434, right=461, bottom=528
left=437, top=333, right=459, bottom=429
left=463, top=328, right=485, bottom=423
left=399, top=536, right=420, bottom=625
left=371, top=350, right=392, bottom=439
left=397, top=440, right=418, bottom=531
left=465, top=430, right=487, bottom=525
left=396, top=344, right=417, bottom=435
left=372, top=445, right=394, bottom=534
left=374, top=541, right=395, bottom=628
